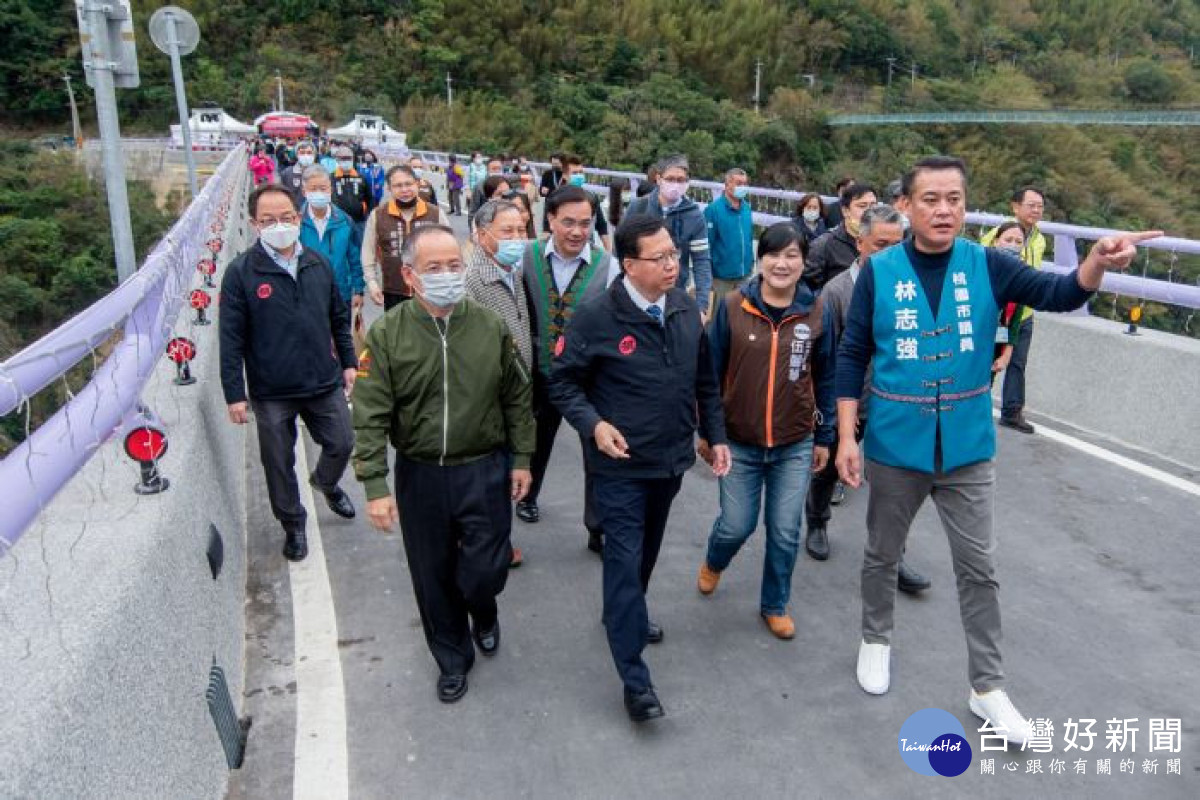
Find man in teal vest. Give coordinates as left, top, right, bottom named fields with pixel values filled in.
left=835, top=155, right=1160, bottom=747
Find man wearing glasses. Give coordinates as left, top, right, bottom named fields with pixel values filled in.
left=980, top=186, right=1048, bottom=434
left=518, top=186, right=620, bottom=550
left=352, top=225, right=535, bottom=704
left=549, top=214, right=730, bottom=722
left=219, top=185, right=359, bottom=563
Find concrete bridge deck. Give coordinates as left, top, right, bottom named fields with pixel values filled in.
left=226, top=404, right=1199, bottom=800
left=226, top=217, right=1200, bottom=800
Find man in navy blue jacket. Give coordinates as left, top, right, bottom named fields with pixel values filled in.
left=549, top=214, right=731, bottom=723
left=220, top=185, right=359, bottom=563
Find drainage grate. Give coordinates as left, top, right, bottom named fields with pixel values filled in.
left=206, top=662, right=251, bottom=769
left=206, top=523, right=224, bottom=580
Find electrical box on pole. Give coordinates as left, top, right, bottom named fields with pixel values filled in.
left=76, top=0, right=140, bottom=89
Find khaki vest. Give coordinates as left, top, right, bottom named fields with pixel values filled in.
left=375, top=198, right=442, bottom=296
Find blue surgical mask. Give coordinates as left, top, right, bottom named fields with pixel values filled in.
left=306, top=191, right=331, bottom=209
left=494, top=238, right=526, bottom=267
left=337, top=159, right=353, bottom=171
left=568, top=174, right=586, bottom=187
left=418, top=271, right=466, bottom=308
left=733, top=186, right=751, bottom=200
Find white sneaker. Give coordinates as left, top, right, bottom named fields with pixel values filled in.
left=856, top=640, right=891, bottom=694
left=969, top=688, right=1033, bottom=748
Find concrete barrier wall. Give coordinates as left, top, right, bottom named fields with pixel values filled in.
left=1024, top=312, right=1200, bottom=470
left=0, top=224, right=253, bottom=799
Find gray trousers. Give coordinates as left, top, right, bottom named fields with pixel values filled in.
left=252, top=389, right=354, bottom=530
left=862, top=457, right=1003, bottom=692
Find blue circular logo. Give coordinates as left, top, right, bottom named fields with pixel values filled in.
left=898, top=708, right=972, bottom=777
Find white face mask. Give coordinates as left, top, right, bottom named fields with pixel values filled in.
left=337, top=159, right=353, bottom=171
left=802, top=208, right=821, bottom=223
left=260, top=222, right=300, bottom=250
left=297, top=153, right=315, bottom=167
left=417, top=271, right=466, bottom=308
left=659, top=180, right=688, bottom=203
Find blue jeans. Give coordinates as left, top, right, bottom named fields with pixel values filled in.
left=704, top=438, right=814, bottom=616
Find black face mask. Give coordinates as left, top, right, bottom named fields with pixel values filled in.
left=396, top=197, right=418, bottom=209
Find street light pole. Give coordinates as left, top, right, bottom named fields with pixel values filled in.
left=63, top=74, right=82, bottom=148
left=83, top=0, right=137, bottom=283
left=276, top=71, right=284, bottom=112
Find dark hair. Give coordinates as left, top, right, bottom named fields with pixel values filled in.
left=993, top=221, right=1024, bottom=241
left=509, top=191, right=536, bottom=237
left=386, top=165, right=417, bottom=184
left=840, top=183, right=877, bottom=207
left=487, top=155, right=504, bottom=167
left=482, top=174, right=511, bottom=198
left=901, top=155, right=968, bottom=197
left=834, top=176, right=856, bottom=192
left=757, top=221, right=807, bottom=261
left=615, top=214, right=668, bottom=264
left=795, top=192, right=824, bottom=218
left=1011, top=185, right=1043, bottom=204
left=362, top=149, right=378, bottom=163
left=545, top=185, right=592, bottom=217
left=248, top=184, right=298, bottom=218
left=563, top=154, right=583, bottom=169
left=609, top=177, right=631, bottom=229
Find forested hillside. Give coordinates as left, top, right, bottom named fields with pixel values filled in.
left=3, top=1, right=1199, bottom=327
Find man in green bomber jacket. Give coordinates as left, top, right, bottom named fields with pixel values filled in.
left=352, top=224, right=536, bottom=705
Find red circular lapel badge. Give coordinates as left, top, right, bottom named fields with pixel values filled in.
left=554, top=336, right=566, bottom=357
left=618, top=335, right=637, bottom=356
left=257, top=283, right=272, bottom=299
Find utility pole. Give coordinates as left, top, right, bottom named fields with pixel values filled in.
left=445, top=71, right=453, bottom=108
left=753, top=58, right=762, bottom=114
left=63, top=74, right=82, bottom=148
left=886, top=56, right=897, bottom=87
left=80, top=0, right=138, bottom=283
left=276, top=70, right=284, bottom=112
left=910, top=60, right=917, bottom=88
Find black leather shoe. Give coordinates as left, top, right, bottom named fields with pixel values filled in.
left=646, top=620, right=664, bottom=644
left=473, top=620, right=500, bottom=656
left=805, top=524, right=829, bottom=561
left=830, top=481, right=847, bottom=506
left=624, top=686, right=665, bottom=723
left=437, top=673, right=468, bottom=703
left=587, top=529, right=604, bottom=556
left=283, top=527, right=308, bottom=562
left=324, top=486, right=357, bottom=519
left=998, top=412, right=1035, bottom=435
left=897, top=561, right=932, bottom=595
left=515, top=500, right=539, bottom=524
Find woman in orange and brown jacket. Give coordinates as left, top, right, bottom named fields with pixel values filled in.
left=696, top=222, right=836, bottom=640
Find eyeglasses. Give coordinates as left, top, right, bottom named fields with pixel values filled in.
left=418, top=261, right=465, bottom=275
left=629, top=250, right=681, bottom=269
left=257, top=213, right=299, bottom=226
left=554, top=218, right=593, bottom=232
left=1021, top=202, right=1044, bottom=211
